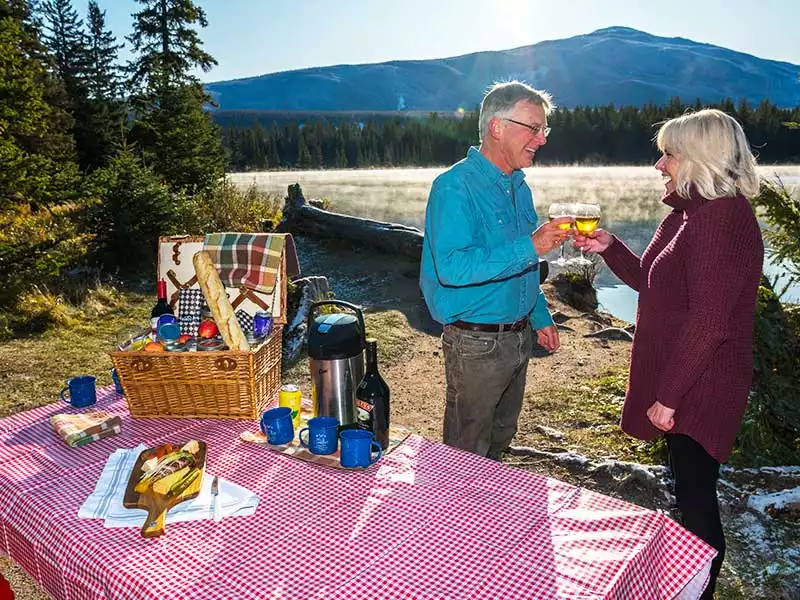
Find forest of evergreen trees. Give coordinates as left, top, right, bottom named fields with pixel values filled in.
left=218, top=99, right=800, bottom=171
left=0, top=0, right=227, bottom=315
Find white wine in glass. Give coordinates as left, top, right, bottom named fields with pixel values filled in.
left=571, top=203, right=601, bottom=266
left=547, top=203, right=575, bottom=266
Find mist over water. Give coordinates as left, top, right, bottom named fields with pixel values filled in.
left=230, top=165, right=800, bottom=322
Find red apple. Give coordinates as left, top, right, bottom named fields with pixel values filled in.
left=178, top=334, right=193, bottom=344
left=197, top=320, right=218, bottom=339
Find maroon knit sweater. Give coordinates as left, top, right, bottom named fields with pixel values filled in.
left=601, top=188, right=763, bottom=463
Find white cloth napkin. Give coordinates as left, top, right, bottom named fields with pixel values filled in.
left=79, top=444, right=259, bottom=528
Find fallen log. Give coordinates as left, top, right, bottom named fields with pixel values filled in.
left=298, top=204, right=424, bottom=260
left=282, top=183, right=423, bottom=260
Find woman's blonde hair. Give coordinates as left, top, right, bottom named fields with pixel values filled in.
left=655, top=108, right=760, bottom=199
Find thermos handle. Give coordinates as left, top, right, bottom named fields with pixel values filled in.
left=369, top=441, right=382, bottom=465
left=307, top=300, right=366, bottom=343
left=60, top=386, right=71, bottom=404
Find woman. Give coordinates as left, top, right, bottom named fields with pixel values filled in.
left=573, top=108, right=763, bottom=599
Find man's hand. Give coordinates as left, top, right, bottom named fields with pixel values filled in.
left=572, top=228, right=614, bottom=253
left=646, top=401, right=675, bottom=432
left=536, top=325, right=560, bottom=353
left=532, top=217, right=573, bottom=256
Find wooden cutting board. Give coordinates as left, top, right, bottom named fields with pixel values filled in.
left=123, top=441, right=207, bottom=538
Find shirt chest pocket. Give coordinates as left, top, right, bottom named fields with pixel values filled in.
left=520, top=206, right=538, bottom=234
left=488, top=210, right=512, bottom=229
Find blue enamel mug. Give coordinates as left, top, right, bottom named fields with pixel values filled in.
left=260, top=407, right=294, bottom=445
left=111, top=368, right=124, bottom=395
left=60, top=376, right=97, bottom=408
left=339, top=429, right=382, bottom=468
left=298, top=416, right=339, bottom=455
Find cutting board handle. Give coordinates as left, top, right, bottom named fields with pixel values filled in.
left=141, top=494, right=167, bottom=538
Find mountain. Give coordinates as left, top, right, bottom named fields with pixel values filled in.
left=205, top=27, right=800, bottom=112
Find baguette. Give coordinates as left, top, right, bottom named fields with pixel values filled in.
left=192, top=251, right=250, bottom=351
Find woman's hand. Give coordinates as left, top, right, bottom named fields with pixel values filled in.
left=573, top=228, right=613, bottom=253
left=646, top=401, right=675, bottom=432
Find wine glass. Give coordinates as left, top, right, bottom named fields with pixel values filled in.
left=570, top=203, right=601, bottom=266
left=547, top=203, right=575, bottom=266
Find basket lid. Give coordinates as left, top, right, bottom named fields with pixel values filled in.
left=158, top=235, right=288, bottom=326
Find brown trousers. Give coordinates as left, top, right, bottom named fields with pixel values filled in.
left=441, top=323, right=533, bottom=460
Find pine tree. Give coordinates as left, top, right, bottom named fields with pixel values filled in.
left=0, top=0, right=77, bottom=208
left=74, top=0, right=125, bottom=170
left=40, top=0, right=86, bottom=98
left=39, top=0, right=118, bottom=171
left=126, top=0, right=225, bottom=194
left=84, top=1, right=121, bottom=101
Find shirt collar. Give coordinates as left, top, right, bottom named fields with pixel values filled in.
left=467, top=146, right=526, bottom=187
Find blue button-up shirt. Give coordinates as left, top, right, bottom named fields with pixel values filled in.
left=420, top=147, right=553, bottom=329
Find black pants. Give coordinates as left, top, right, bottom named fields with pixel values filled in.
left=666, top=434, right=724, bottom=600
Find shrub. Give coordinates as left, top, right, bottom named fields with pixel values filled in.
left=732, top=279, right=800, bottom=466
left=83, top=149, right=189, bottom=273
left=750, top=179, right=800, bottom=290
left=185, top=179, right=283, bottom=234
left=0, top=202, right=91, bottom=308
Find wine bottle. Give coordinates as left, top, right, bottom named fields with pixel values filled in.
left=355, top=338, right=390, bottom=449
left=150, top=280, right=174, bottom=340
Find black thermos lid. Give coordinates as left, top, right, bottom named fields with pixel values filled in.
left=307, top=312, right=365, bottom=359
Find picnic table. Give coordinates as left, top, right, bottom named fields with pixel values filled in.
left=0, top=387, right=715, bottom=599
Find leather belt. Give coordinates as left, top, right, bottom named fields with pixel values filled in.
left=450, top=317, right=529, bottom=333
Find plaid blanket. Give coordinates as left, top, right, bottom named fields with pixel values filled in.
left=204, top=233, right=286, bottom=294
left=50, top=410, right=122, bottom=447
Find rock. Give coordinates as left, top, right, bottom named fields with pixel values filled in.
left=282, top=276, right=331, bottom=363
left=534, top=425, right=566, bottom=442
left=552, top=274, right=598, bottom=312
left=584, top=327, right=634, bottom=342
left=550, top=310, right=571, bottom=324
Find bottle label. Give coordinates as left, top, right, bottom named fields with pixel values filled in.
left=356, top=399, right=373, bottom=427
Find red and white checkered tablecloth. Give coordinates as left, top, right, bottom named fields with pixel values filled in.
left=0, top=387, right=716, bottom=600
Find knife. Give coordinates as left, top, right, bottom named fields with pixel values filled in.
left=211, top=475, right=221, bottom=522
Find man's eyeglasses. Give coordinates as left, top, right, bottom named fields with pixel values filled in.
left=502, top=118, right=551, bottom=138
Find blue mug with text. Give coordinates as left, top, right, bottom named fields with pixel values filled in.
left=339, top=429, right=382, bottom=468
left=60, top=376, right=97, bottom=408
left=260, top=407, right=294, bottom=445
left=298, top=416, right=340, bottom=455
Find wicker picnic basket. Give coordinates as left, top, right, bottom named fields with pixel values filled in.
left=110, top=235, right=288, bottom=420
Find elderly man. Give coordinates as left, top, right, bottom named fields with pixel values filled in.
left=420, top=81, right=571, bottom=459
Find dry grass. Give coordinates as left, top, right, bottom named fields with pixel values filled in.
left=518, top=366, right=668, bottom=465
left=0, top=289, right=151, bottom=417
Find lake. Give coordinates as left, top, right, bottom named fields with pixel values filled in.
left=230, top=166, right=800, bottom=323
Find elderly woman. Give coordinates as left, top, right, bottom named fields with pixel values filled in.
left=574, top=108, right=763, bottom=599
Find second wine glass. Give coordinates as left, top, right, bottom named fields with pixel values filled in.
left=570, top=203, right=601, bottom=266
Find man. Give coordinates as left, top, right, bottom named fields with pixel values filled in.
left=420, top=81, right=571, bottom=459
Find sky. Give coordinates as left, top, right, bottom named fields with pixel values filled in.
left=96, top=0, right=799, bottom=83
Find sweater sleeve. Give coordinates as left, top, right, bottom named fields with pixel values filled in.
left=426, top=179, right=540, bottom=287
left=656, top=201, right=761, bottom=411
left=599, top=236, right=644, bottom=292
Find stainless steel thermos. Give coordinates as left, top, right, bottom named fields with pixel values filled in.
left=306, top=300, right=366, bottom=427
